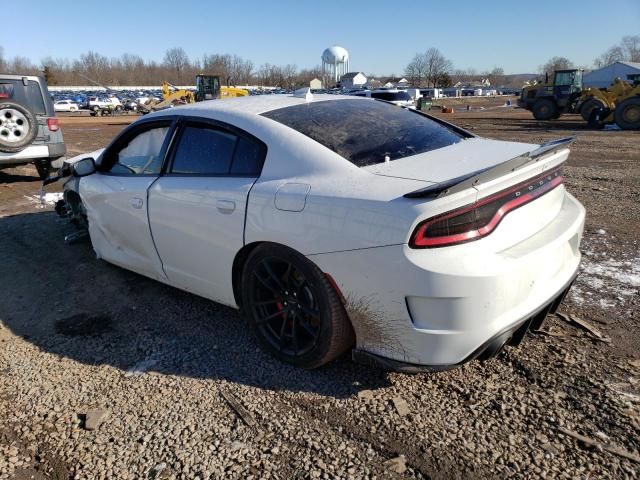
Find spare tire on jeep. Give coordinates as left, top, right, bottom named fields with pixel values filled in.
left=0, top=100, right=38, bottom=153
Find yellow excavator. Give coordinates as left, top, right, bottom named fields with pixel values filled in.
left=140, top=74, right=248, bottom=113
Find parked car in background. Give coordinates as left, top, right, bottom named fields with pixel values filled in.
left=0, top=74, right=66, bottom=178
left=54, top=99, right=80, bottom=112
left=85, top=96, right=123, bottom=113
left=122, top=99, right=139, bottom=112
left=58, top=94, right=583, bottom=371
left=349, top=89, right=415, bottom=108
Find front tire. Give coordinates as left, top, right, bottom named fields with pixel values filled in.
left=580, top=98, right=607, bottom=122
left=614, top=97, right=640, bottom=130
left=242, top=244, right=354, bottom=368
left=532, top=98, right=558, bottom=120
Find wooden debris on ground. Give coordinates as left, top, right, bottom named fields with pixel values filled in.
left=557, top=427, right=640, bottom=464
left=556, top=312, right=611, bottom=343
left=220, top=390, right=257, bottom=427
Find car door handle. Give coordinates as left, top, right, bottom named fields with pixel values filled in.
left=130, top=197, right=144, bottom=209
left=216, top=199, right=236, bottom=214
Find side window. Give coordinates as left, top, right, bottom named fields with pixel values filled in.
left=171, top=125, right=236, bottom=175
left=554, top=72, right=574, bottom=86
left=230, top=136, right=265, bottom=176
left=108, top=125, right=170, bottom=175
left=26, top=81, right=46, bottom=115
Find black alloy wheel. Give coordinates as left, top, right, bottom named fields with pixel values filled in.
left=242, top=244, right=354, bottom=368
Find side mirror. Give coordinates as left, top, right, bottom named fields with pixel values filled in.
left=72, top=157, right=96, bottom=177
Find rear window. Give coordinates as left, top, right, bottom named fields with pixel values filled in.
left=261, top=99, right=465, bottom=167
left=0, top=79, right=47, bottom=115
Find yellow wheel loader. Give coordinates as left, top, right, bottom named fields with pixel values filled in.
left=581, top=74, right=640, bottom=130
left=519, top=70, right=640, bottom=129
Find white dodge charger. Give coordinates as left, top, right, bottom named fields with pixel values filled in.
left=59, top=93, right=585, bottom=371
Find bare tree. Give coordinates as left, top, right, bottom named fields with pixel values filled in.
left=297, top=65, right=323, bottom=87
left=256, top=63, right=271, bottom=86
left=423, top=48, right=453, bottom=87
left=0, top=46, right=5, bottom=72
left=594, top=35, right=640, bottom=67
left=594, top=46, right=625, bottom=68
left=234, top=57, right=254, bottom=85
left=540, top=56, right=573, bottom=77
left=487, top=67, right=505, bottom=87
left=202, top=53, right=234, bottom=85
left=281, top=64, right=298, bottom=89
left=73, top=51, right=111, bottom=83
left=163, top=47, right=190, bottom=83
left=621, top=35, right=640, bottom=62
left=404, top=49, right=452, bottom=87
left=404, top=53, right=428, bottom=86
left=228, top=55, right=253, bottom=85
left=5, top=56, right=39, bottom=75
left=0, top=48, right=312, bottom=88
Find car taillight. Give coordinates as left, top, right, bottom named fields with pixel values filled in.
left=47, top=118, right=60, bottom=132
left=409, top=167, right=564, bottom=248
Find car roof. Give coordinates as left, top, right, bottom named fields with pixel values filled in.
left=181, top=93, right=363, bottom=116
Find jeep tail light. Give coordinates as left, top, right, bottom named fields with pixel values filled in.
left=47, top=118, right=60, bottom=132
left=409, top=167, right=564, bottom=248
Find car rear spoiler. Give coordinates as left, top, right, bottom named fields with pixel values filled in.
left=404, top=136, right=576, bottom=200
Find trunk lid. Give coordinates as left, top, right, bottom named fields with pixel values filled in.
left=362, top=137, right=536, bottom=184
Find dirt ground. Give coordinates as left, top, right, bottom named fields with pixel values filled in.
left=0, top=101, right=638, bottom=479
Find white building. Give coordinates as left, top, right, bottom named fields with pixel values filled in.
left=310, top=78, right=322, bottom=90
left=583, top=61, right=640, bottom=89
left=340, top=72, right=367, bottom=88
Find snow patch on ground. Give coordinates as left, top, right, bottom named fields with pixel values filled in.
left=24, top=192, right=64, bottom=208
left=570, top=232, right=640, bottom=308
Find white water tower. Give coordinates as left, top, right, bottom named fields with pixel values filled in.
left=322, top=45, right=350, bottom=85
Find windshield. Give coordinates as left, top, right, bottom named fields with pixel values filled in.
left=261, top=99, right=465, bottom=167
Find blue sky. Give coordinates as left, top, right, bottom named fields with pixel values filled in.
left=5, top=0, right=639, bottom=75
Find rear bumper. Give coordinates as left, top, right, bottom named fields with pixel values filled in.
left=48, top=142, right=66, bottom=159
left=352, top=273, right=576, bottom=372
left=309, top=191, right=585, bottom=368
left=0, top=142, right=65, bottom=166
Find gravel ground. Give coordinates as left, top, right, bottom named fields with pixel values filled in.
left=0, top=104, right=639, bottom=479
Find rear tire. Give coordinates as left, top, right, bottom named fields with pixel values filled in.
left=614, top=97, right=640, bottom=130
left=0, top=101, right=38, bottom=153
left=532, top=98, right=558, bottom=120
left=241, top=243, right=354, bottom=368
left=580, top=98, right=607, bottom=122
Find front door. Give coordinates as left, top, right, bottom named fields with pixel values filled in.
left=148, top=119, right=266, bottom=306
left=80, top=120, right=174, bottom=279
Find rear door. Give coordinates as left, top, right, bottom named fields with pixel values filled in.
left=148, top=118, right=266, bottom=306
left=80, top=119, right=175, bottom=279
